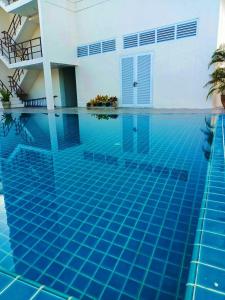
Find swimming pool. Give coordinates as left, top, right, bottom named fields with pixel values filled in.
left=0, top=112, right=222, bottom=299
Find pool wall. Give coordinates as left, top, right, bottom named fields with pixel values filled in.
left=185, top=115, right=225, bottom=300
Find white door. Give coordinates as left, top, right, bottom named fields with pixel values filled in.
left=121, top=53, right=152, bottom=107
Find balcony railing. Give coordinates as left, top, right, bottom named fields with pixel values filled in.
left=12, top=68, right=24, bottom=84
left=8, top=76, right=27, bottom=99
left=0, top=35, right=42, bottom=64
left=9, top=37, right=42, bottom=63
left=23, top=96, right=58, bottom=107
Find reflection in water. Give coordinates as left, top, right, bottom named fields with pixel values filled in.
left=201, top=116, right=215, bottom=161
left=0, top=113, right=212, bottom=300
left=92, top=114, right=118, bottom=120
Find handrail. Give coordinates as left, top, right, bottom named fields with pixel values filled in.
left=0, top=38, right=10, bottom=59
left=7, top=14, right=22, bottom=38
left=1, top=31, right=29, bottom=61
left=0, top=79, right=13, bottom=96
left=12, top=68, right=24, bottom=83
left=0, top=34, right=42, bottom=64
left=9, top=37, right=42, bottom=63
left=8, top=76, right=26, bottom=99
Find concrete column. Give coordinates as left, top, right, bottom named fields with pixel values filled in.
left=43, top=62, right=54, bottom=110
left=48, top=113, right=58, bottom=152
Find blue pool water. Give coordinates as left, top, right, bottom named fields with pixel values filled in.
left=0, top=112, right=216, bottom=299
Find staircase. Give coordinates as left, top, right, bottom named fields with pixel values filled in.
left=0, top=78, right=24, bottom=108
left=0, top=11, right=40, bottom=107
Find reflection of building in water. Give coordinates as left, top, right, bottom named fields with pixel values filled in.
left=0, top=113, right=83, bottom=292
left=123, top=115, right=150, bottom=154
left=56, top=114, right=81, bottom=150
left=2, top=147, right=57, bottom=276
left=0, top=113, right=211, bottom=299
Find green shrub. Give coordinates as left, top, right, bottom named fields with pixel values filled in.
left=87, top=95, right=118, bottom=108
left=0, top=89, right=11, bottom=102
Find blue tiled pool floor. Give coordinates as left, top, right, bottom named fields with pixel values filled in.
left=186, top=115, right=225, bottom=300
left=0, top=113, right=217, bottom=299
left=0, top=269, right=72, bottom=300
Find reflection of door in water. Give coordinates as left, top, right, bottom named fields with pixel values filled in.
left=59, top=67, right=77, bottom=107
left=122, top=115, right=150, bottom=154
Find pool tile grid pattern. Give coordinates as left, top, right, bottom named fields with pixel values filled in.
left=0, top=269, right=73, bottom=300
left=185, top=115, right=225, bottom=300
left=0, top=115, right=210, bottom=300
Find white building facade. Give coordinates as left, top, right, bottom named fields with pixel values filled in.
left=0, top=0, right=225, bottom=109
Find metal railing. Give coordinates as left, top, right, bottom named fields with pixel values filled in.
left=0, top=79, right=12, bottom=95
left=12, top=68, right=24, bottom=84
left=8, top=37, right=42, bottom=63
left=8, top=76, right=27, bottom=99
left=0, top=32, right=42, bottom=64
left=23, top=96, right=58, bottom=107
left=7, top=14, right=22, bottom=38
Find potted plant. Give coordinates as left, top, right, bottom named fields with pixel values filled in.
left=206, top=46, right=225, bottom=108
left=0, top=89, right=11, bottom=109
left=86, top=95, right=118, bottom=108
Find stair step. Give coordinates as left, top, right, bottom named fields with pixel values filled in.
left=10, top=103, right=24, bottom=108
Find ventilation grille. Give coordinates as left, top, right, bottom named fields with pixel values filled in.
left=77, top=46, right=88, bottom=58
left=139, top=30, right=156, bottom=46
left=123, top=19, right=198, bottom=49
left=157, top=26, right=175, bottom=43
left=89, top=43, right=101, bottom=55
left=77, top=39, right=116, bottom=58
left=124, top=34, right=138, bottom=49
left=177, top=21, right=197, bottom=39
left=102, top=39, right=116, bottom=53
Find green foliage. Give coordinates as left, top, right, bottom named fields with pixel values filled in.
left=205, top=68, right=225, bottom=99
left=0, top=89, right=11, bottom=102
left=208, top=45, right=225, bottom=67
left=206, top=45, right=225, bottom=99
left=1, top=113, right=14, bottom=126
left=87, top=95, right=118, bottom=108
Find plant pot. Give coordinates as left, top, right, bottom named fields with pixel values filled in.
left=2, top=101, right=11, bottom=109
left=221, top=95, right=225, bottom=108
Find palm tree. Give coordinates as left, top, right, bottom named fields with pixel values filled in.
left=208, top=45, right=225, bottom=67
left=206, top=45, right=225, bottom=108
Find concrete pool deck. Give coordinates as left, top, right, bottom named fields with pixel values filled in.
left=0, top=107, right=225, bottom=115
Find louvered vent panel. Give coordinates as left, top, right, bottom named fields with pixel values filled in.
left=137, top=54, right=152, bottom=106
left=102, top=39, right=116, bottom=53
left=139, top=30, right=156, bottom=46
left=123, top=34, right=138, bottom=49
left=176, top=21, right=197, bottom=39
left=77, top=46, right=88, bottom=57
left=157, top=26, right=175, bottom=43
left=121, top=57, right=134, bottom=105
left=89, top=43, right=101, bottom=55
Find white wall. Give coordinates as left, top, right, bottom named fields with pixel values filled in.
left=74, top=0, right=221, bottom=108
left=38, top=0, right=77, bottom=65
left=0, top=8, right=11, bottom=86
left=0, top=8, right=10, bottom=32
left=27, top=68, right=62, bottom=106
left=0, top=61, right=11, bottom=87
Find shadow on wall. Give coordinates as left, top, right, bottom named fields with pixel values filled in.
left=59, top=67, right=77, bottom=107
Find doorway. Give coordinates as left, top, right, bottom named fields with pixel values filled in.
left=59, top=67, right=77, bottom=107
